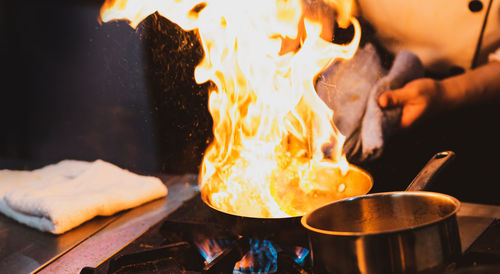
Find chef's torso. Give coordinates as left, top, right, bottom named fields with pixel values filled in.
left=356, top=0, right=500, bottom=75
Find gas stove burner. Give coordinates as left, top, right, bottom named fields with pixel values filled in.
left=83, top=237, right=310, bottom=273
left=196, top=236, right=310, bottom=273
left=157, top=219, right=311, bottom=273
left=82, top=194, right=312, bottom=273
left=81, top=194, right=500, bottom=274
left=81, top=222, right=311, bottom=273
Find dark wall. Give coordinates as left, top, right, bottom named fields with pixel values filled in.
left=140, top=14, right=213, bottom=174
left=0, top=1, right=211, bottom=174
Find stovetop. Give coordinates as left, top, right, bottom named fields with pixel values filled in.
left=82, top=194, right=311, bottom=273
left=80, top=193, right=500, bottom=274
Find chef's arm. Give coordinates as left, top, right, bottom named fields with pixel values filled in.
left=378, top=61, right=500, bottom=128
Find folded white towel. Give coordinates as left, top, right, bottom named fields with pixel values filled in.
left=0, top=160, right=167, bottom=234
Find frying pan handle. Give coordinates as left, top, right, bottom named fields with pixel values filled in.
left=406, top=151, right=455, bottom=191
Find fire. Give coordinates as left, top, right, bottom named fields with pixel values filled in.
left=195, top=238, right=227, bottom=264
left=234, top=239, right=277, bottom=273
left=101, top=0, right=371, bottom=218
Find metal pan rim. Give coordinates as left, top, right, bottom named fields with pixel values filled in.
left=301, top=191, right=461, bottom=237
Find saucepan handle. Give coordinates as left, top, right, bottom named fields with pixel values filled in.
left=405, top=151, right=455, bottom=191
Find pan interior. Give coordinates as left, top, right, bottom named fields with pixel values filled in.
left=270, top=164, right=373, bottom=217
left=303, top=192, right=459, bottom=234
left=201, top=164, right=373, bottom=218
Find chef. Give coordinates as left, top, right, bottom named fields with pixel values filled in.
left=355, top=0, right=500, bottom=127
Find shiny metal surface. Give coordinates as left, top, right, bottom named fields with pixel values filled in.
left=0, top=174, right=199, bottom=274
left=303, top=191, right=460, bottom=235
left=301, top=151, right=463, bottom=273
left=302, top=192, right=462, bottom=273
left=406, top=151, right=455, bottom=191
left=0, top=205, right=118, bottom=274
left=457, top=202, right=500, bottom=252
left=307, top=215, right=461, bottom=273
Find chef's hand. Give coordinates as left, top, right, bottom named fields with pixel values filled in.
left=378, top=78, right=442, bottom=128
left=378, top=61, right=500, bottom=128
left=378, top=78, right=444, bottom=128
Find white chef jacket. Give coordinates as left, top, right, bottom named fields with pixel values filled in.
left=356, top=0, right=500, bottom=75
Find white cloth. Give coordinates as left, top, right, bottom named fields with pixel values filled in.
left=0, top=160, right=167, bottom=234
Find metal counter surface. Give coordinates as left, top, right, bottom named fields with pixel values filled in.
left=0, top=210, right=117, bottom=273
left=457, top=202, right=500, bottom=252
left=0, top=174, right=199, bottom=274
left=1, top=174, right=498, bottom=273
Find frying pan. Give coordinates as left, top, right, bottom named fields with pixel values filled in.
left=201, top=151, right=454, bottom=240
left=301, top=151, right=460, bottom=273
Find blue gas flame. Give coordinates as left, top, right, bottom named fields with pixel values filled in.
left=293, top=246, right=310, bottom=266
left=196, top=238, right=235, bottom=264
left=234, top=239, right=278, bottom=273
left=195, top=237, right=309, bottom=273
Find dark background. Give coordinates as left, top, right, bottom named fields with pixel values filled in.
left=1, top=1, right=499, bottom=205
left=1, top=1, right=212, bottom=174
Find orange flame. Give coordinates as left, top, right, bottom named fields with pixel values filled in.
left=234, top=252, right=254, bottom=270
left=101, top=0, right=369, bottom=218
left=194, top=238, right=224, bottom=264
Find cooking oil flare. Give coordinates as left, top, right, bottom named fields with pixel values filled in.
left=100, top=0, right=371, bottom=218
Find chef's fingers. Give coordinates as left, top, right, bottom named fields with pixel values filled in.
left=378, top=88, right=409, bottom=108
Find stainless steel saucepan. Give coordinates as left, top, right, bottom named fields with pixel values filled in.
left=302, top=151, right=461, bottom=274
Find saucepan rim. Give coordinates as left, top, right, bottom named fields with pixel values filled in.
left=301, top=190, right=461, bottom=236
